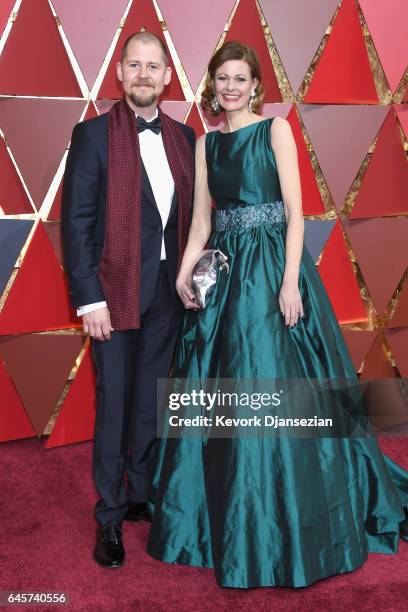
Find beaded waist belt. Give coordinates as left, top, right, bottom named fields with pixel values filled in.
left=214, top=200, right=286, bottom=232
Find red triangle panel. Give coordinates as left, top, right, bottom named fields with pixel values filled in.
left=47, top=103, right=98, bottom=221
left=47, top=181, right=63, bottom=221
left=360, top=334, right=407, bottom=431
left=0, top=0, right=81, bottom=96
left=0, top=98, right=86, bottom=209
left=390, top=281, right=408, bottom=328
left=340, top=329, right=376, bottom=372
left=344, top=218, right=408, bottom=314
left=82, top=101, right=99, bottom=121
left=351, top=110, right=408, bottom=218
left=318, top=221, right=367, bottom=324
left=0, top=359, right=36, bottom=443
left=185, top=103, right=206, bottom=138
left=46, top=348, right=96, bottom=448
left=0, top=221, right=81, bottom=334
left=289, top=107, right=325, bottom=215
left=0, top=137, right=33, bottom=214
left=0, top=334, right=85, bottom=436
left=385, top=328, right=408, bottom=378
left=360, top=334, right=395, bottom=378
left=305, top=0, right=378, bottom=103
left=43, top=221, right=63, bottom=265
left=0, top=0, right=15, bottom=39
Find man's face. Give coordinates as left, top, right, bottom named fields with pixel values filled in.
left=117, top=39, right=171, bottom=108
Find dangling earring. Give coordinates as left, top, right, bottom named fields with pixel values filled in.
left=211, top=95, right=220, bottom=112
left=248, top=89, right=256, bottom=113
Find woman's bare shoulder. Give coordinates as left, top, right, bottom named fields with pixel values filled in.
left=270, top=116, right=294, bottom=148
left=195, top=133, right=208, bottom=166
left=271, top=115, right=291, bottom=132
left=196, top=133, right=207, bottom=147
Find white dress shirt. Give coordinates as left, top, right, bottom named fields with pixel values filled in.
left=77, top=109, right=175, bottom=317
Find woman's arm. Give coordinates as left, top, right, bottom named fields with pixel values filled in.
left=176, top=133, right=213, bottom=309
left=271, top=117, right=305, bottom=327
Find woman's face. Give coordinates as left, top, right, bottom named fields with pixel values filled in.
left=213, top=59, right=258, bottom=112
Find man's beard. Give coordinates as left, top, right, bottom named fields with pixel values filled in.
left=129, top=87, right=158, bottom=108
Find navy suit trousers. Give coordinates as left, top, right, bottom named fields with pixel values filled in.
left=90, top=262, right=183, bottom=527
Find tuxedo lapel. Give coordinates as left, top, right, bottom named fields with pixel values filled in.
left=169, top=189, right=177, bottom=218
left=141, top=151, right=177, bottom=219
left=141, top=160, right=157, bottom=210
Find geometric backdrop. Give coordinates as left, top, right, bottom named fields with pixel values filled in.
left=0, top=0, right=407, bottom=447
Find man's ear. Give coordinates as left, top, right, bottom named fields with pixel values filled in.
left=164, top=66, right=172, bottom=86
left=116, top=62, right=123, bottom=83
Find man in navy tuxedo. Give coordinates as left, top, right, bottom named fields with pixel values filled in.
left=61, top=31, right=195, bottom=568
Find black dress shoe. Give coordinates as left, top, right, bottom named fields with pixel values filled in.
left=124, top=502, right=152, bottom=522
left=93, top=522, right=124, bottom=568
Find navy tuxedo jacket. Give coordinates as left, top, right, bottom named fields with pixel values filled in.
left=61, top=111, right=195, bottom=316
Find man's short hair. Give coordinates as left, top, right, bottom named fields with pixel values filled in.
left=120, top=31, right=169, bottom=66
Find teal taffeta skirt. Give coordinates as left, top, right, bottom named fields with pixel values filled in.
left=146, top=220, right=408, bottom=588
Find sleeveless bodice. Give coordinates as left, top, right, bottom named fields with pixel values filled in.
left=205, top=117, right=283, bottom=211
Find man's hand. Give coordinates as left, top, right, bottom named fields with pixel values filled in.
left=82, top=307, right=114, bottom=341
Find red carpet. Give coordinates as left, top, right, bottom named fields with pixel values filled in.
left=1, top=437, right=407, bottom=611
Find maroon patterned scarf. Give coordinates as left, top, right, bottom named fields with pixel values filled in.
left=98, top=97, right=194, bottom=330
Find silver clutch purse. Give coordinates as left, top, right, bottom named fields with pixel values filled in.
left=191, top=249, right=229, bottom=308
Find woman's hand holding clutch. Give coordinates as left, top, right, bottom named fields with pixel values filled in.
left=176, top=274, right=201, bottom=310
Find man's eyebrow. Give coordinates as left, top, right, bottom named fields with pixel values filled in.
left=127, top=59, right=161, bottom=64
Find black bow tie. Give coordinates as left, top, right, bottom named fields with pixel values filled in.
left=136, top=115, right=162, bottom=134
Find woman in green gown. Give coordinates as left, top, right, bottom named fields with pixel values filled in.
left=146, top=41, right=408, bottom=588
